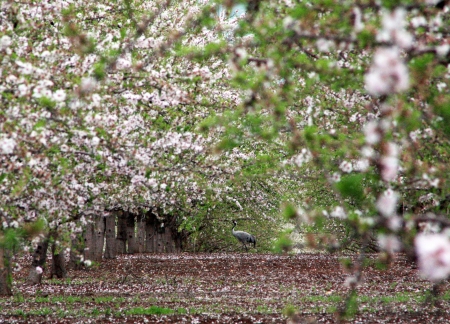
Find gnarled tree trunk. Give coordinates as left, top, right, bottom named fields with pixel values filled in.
left=83, top=215, right=105, bottom=263
left=27, top=236, right=49, bottom=284
left=51, top=241, right=67, bottom=279
left=68, top=235, right=84, bottom=270
left=145, top=213, right=157, bottom=253
left=145, top=211, right=184, bottom=253
left=104, top=213, right=117, bottom=259
left=93, top=215, right=105, bottom=261
left=116, top=211, right=127, bottom=254
left=136, top=215, right=146, bottom=253
left=126, top=212, right=137, bottom=254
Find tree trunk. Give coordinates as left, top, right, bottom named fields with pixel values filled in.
left=83, top=221, right=94, bottom=262
left=104, top=213, right=117, bottom=259
left=68, top=235, right=84, bottom=270
left=116, top=211, right=127, bottom=254
left=155, top=222, right=165, bottom=253
left=145, top=212, right=183, bottom=253
left=93, top=215, right=105, bottom=262
left=27, top=236, right=49, bottom=284
left=145, top=214, right=157, bottom=252
left=0, top=246, right=12, bottom=296
left=82, top=215, right=105, bottom=263
left=136, top=216, right=146, bottom=253
left=126, top=212, right=137, bottom=254
left=51, top=242, right=67, bottom=279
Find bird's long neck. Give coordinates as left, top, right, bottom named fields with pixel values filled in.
left=232, top=222, right=236, bottom=233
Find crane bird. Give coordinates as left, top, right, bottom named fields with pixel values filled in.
left=232, top=220, right=256, bottom=251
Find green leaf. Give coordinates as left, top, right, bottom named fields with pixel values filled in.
left=34, top=119, right=47, bottom=130
left=38, top=96, right=56, bottom=110
left=273, top=231, right=293, bottom=253
left=0, top=173, right=7, bottom=183
left=335, top=174, right=365, bottom=205
left=93, top=62, right=106, bottom=80
left=282, top=203, right=297, bottom=220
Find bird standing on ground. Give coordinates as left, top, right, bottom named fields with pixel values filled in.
left=232, top=220, right=256, bottom=251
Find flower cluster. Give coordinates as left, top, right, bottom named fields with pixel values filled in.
left=364, top=47, right=409, bottom=97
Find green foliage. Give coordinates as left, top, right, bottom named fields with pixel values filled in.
left=282, top=203, right=297, bottom=221
left=38, top=97, right=56, bottom=110
left=123, top=306, right=185, bottom=316
left=273, top=231, right=293, bottom=253
left=342, top=290, right=359, bottom=319
left=93, top=62, right=106, bottom=80
left=335, top=174, right=365, bottom=206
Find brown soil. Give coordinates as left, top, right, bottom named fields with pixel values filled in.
left=1, top=253, right=450, bottom=323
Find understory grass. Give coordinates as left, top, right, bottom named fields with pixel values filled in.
left=1, top=289, right=448, bottom=319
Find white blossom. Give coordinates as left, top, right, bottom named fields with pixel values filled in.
left=52, top=89, right=66, bottom=102
left=376, top=189, right=398, bottom=217
left=35, top=266, right=43, bottom=274
left=0, top=137, right=16, bottom=154
left=380, top=156, right=398, bottom=182
left=330, top=206, right=346, bottom=219
left=0, top=35, right=12, bottom=50
left=339, top=161, right=353, bottom=173
left=364, top=47, right=409, bottom=96
left=363, top=121, right=380, bottom=145
left=377, top=8, right=413, bottom=49
left=378, top=234, right=401, bottom=254
left=415, top=233, right=450, bottom=282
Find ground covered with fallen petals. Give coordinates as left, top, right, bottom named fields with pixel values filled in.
left=1, top=253, right=450, bottom=323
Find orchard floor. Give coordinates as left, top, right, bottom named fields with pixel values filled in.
left=1, top=253, right=450, bottom=323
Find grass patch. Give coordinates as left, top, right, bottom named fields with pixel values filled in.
left=123, top=306, right=186, bottom=316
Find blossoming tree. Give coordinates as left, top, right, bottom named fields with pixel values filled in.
left=215, top=0, right=450, bottom=315
left=0, top=0, right=290, bottom=294
left=1, top=0, right=450, bottom=316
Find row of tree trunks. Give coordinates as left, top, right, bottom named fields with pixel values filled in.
left=18, top=210, right=184, bottom=288
left=145, top=215, right=179, bottom=253
left=103, top=210, right=183, bottom=259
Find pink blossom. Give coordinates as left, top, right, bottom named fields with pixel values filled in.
left=378, top=234, right=401, bottom=254
left=363, top=121, right=380, bottom=144
left=364, top=47, right=409, bottom=96
left=35, top=266, right=43, bottom=274
left=376, top=189, right=398, bottom=217
left=339, top=161, right=353, bottom=173
left=0, top=35, right=12, bottom=50
left=415, top=233, right=450, bottom=282
left=0, top=137, right=16, bottom=154
left=380, top=156, right=398, bottom=182
left=331, top=206, right=346, bottom=219
left=377, top=8, right=413, bottom=49
left=330, top=172, right=341, bottom=183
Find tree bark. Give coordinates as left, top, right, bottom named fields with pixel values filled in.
left=116, top=211, right=127, bottom=254
left=51, top=242, right=67, bottom=279
left=104, top=213, right=117, bottom=259
left=93, top=215, right=105, bottom=262
left=68, top=235, right=84, bottom=270
left=27, top=236, right=49, bottom=284
left=144, top=211, right=183, bottom=253
left=136, top=216, right=146, bottom=253
left=145, top=213, right=157, bottom=252
left=83, top=221, right=94, bottom=262
left=126, top=212, right=137, bottom=254
left=0, top=246, right=12, bottom=296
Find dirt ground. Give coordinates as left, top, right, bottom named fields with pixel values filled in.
left=1, top=253, right=450, bottom=323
